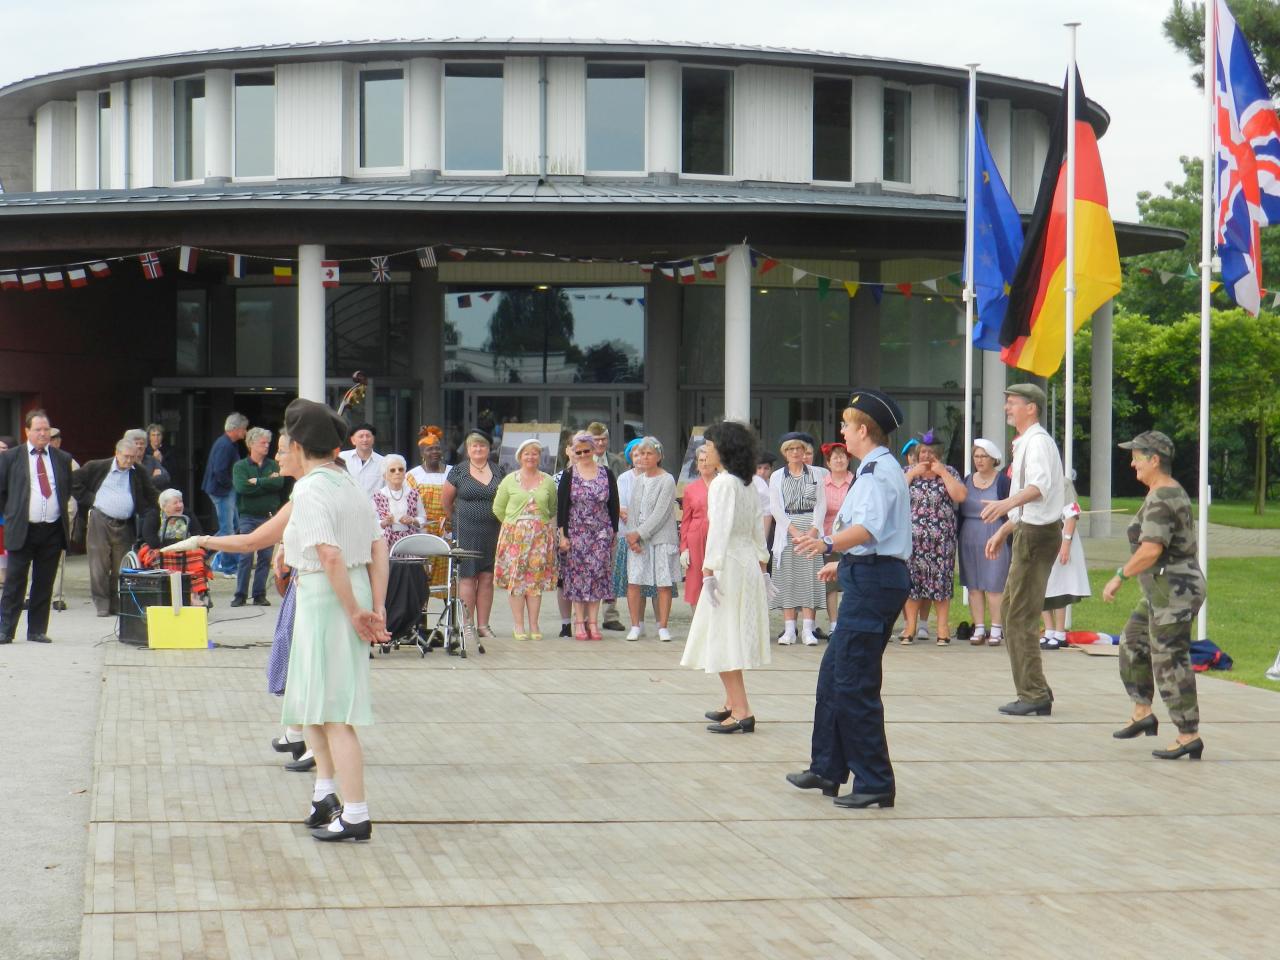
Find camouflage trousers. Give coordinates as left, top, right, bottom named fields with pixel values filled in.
left=1118, top=597, right=1199, bottom=735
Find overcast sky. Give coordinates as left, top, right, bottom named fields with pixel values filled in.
left=0, top=0, right=1205, bottom=221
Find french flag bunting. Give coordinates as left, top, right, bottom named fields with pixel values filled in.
left=658, top=264, right=676, bottom=280
left=639, top=263, right=654, bottom=275
left=139, top=252, right=163, bottom=280
left=20, top=272, right=41, bottom=291
left=42, top=271, right=64, bottom=290
left=0, top=272, right=19, bottom=290
left=228, top=254, right=244, bottom=279
left=178, top=246, right=198, bottom=273
left=698, top=258, right=717, bottom=279
left=89, top=261, right=110, bottom=278
left=68, top=267, right=88, bottom=288
left=321, top=260, right=340, bottom=287
left=677, top=260, right=697, bottom=284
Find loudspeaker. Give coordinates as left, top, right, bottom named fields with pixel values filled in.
left=117, top=570, right=193, bottom=645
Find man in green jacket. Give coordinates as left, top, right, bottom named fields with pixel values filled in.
left=230, top=426, right=283, bottom=607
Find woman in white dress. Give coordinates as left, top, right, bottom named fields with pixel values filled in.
left=681, top=421, right=772, bottom=734
left=1040, top=475, right=1092, bottom=650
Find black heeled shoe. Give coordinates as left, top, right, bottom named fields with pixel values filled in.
left=1113, top=714, right=1159, bottom=739
left=1153, top=738, right=1204, bottom=760
left=706, top=715, right=755, bottom=733
left=304, top=793, right=342, bottom=828
left=833, top=791, right=895, bottom=809
left=704, top=707, right=732, bottom=722
left=785, top=771, right=839, bottom=797
left=272, top=736, right=308, bottom=760
left=312, top=816, right=372, bottom=842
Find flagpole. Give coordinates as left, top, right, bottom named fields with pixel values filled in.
left=1064, top=23, right=1079, bottom=485
left=963, top=63, right=979, bottom=477
left=1197, top=0, right=1217, bottom=642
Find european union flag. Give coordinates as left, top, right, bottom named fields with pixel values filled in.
left=967, top=118, right=1023, bottom=351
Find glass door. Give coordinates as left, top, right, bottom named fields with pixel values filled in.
left=143, top=387, right=199, bottom=509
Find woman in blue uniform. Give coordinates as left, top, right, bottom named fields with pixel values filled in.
left=787, top=389, right=911, bottom=809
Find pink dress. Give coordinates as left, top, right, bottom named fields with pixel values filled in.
left=680, top=477, right=711, bottom=605
left=821, top=473, right=853, bottom=536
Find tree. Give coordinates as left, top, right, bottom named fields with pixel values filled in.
left=1165, top=1, right=1280, bottom=88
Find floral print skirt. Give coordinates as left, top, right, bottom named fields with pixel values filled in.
left=493, top=518, right=559, bottom=595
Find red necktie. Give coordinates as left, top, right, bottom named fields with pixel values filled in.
left=35, top=448, right=52, bottom=499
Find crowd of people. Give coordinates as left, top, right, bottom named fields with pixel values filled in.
left=0, top=381, right=1215, bottom=841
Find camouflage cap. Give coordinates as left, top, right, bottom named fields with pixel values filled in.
left=1004, top=382, right=1047, bottom=408
left=1118, top=430, right=1174, bottom=459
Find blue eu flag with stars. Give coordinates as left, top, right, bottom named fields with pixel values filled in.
left=967, top=118, right=1023, bottom=351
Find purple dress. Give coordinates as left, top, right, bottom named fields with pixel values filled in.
left=906, top=465, right=962, bottom=601
left=562, top=467, right=615, bottom=601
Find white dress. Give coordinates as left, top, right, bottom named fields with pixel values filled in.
left=1045, top=490, right=1092, bottom=603
left=680, top=473, right=772, bottom=674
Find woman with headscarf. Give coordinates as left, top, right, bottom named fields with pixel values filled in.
left=492, top=438, right=558, bottom=639
left=625, top=436, right=680, bottom=642
left=371, top=455, right=425, bottom=550
left=406, top=426, right=451, bottom=583
left=444, top=429, right=505, bottom=640
left=557, top=431, right=620, bottom=639
left=815, top=440, right=854, bottom=637
left=768, top=432, right=828, bottom=646
left=958, top=438, right=1011, bottom=646
left=901, top=429, right=966, bottom=645
left=679, top=444, right=718, bottom=609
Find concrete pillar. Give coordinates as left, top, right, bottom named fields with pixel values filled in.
left=1089, top=299, right=1114, bottom=537
left=981, top=348, right=1007, bottom=453
left=644, top=275, right=681, bottom=450
left=648, top=60, right=680, bottom=180
left=297, top=244, right=326, bottom=402
left=851, top=262, right=881, bottom=387
left=407, top=57, right=442, bottom=180
left=204, top=69, right=232, bottom=183
left=724, top=244, right=751, bottom=422
left=410, top=268, right=444, bottom=425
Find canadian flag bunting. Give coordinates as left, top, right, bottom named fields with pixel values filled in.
left=68, top=267, right=88, bottom=288
left=321, top=260, right=340, bottom=287
left=20, top=272, right=41, bottom=291
left=42, top=271, right=64, bottom=290
left=178, top=246, right=198, bottom=273
left=0, top=272, right=18, bottom=290
left=89, top=262, right=110, bottom=278
left=139, top=252, right=163, bottom=280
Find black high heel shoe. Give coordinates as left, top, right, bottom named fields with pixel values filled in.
left=312, top=816, right=372, bottom=841
left=704, top=707, right=732, bottom=722
left=707, top=715, right=755, bottom=734
left=1152, top=738, right=1204, bottom=760
left=304, top=793, right=342, bottom=828
left=1113, top=714, right=1159, bottom=739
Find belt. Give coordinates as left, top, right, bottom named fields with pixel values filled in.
left=96, top=513, right=131, bottom=524
left=786, top=510, right=814, bottom=516
left=840, top=553, right=906, bottom=566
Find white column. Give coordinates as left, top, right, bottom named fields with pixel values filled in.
left=724, top=244, right=751, bottom=422
left=407, top=57, right=442, bottom=177
left=204, top=69, right=233, bottom=183
left=1089, top=299, right=1114, bottom=538
left=297, top=244, right=326, bottom=402
left=981, top=348, right=1006, bottom=453
left=648, top=60, right=680, bottom=178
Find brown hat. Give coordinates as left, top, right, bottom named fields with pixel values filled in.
left=1004, top=382, right=1046, bottom=409
left=284, top=398, right=348, bottom=453
left=1118, top=430, right=1174, bottom=459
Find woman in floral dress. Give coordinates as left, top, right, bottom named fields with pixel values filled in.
left=492, top=438, right=558, bottom=639
left=556, top=431, right=620, bottom=639
left=901, top=431, right=967, bottom=645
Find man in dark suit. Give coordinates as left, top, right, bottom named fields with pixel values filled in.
left=73, top=439, right=160, bottom=617
left=0, top=409, right=73, bottom=643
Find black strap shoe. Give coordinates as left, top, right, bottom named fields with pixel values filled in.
left=704, top=708, right=732, bottom=722
left=786, top=771, right=839, bottom=797
left=833, top=791, right=895, bottom=809
left=1152, top=738, right=1204, bottom=760
left=312, top=816, right=372, bottom=841
left=1112, top=714, right=1159, bottom=739
left=272, top=736, right=308, bottom=760
left=707, top=715, right=755, bottom=733
left=286, top=750, right=316, bottom=772
left=304, top=793, right=342, bottom=828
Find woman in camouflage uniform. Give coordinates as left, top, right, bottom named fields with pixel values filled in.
left=1103, top=431, right=1205, bottom=760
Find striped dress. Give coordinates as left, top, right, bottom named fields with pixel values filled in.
left=771, top=468, right=826, bottom=610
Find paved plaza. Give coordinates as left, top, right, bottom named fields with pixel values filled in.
left=3, top=536, right=1279, bottom=959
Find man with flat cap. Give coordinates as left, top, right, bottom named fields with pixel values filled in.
left=979, top=382, right=1065, bottom=716
left=787, top=388, right=911, bottom=809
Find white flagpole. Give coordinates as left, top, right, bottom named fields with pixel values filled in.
left=1197, top=1, right=1216, bottom=641
left=1064, top=23, right=1079, bottom=484
left=963, top=63, right=979, bottom=477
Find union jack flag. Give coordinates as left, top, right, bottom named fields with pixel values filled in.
left=370, top=256, right=390, bottom=283
left=1214, top=0, right=1280, bottom=315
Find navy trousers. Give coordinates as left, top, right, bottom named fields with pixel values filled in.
left=809, top=556, right=910, bottom=794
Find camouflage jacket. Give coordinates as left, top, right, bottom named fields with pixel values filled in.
left=1126, top=483, right=1205, bottom=625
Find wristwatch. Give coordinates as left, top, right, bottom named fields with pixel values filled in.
left=1115, top=566, right=1129, bottom=581
left=1062, top=533, right=1073, bottom=541
left=822, top=535, right=834, bottom=555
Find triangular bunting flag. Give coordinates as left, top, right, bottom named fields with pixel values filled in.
left=479, top=292, right=494, bottom=302
left=895, top=282, right=912, bottom=298
left=816, top=277, right=831, bottom=299
left=1184, top=265, right=1199, bottom=279
left=869, top=285, right=884, bottom=304
left=1210, top=281, right=1222, bottom=292
left=1158, top=271, right=1174, bottom=284
left=843, top=281, right=860, bottom=299
left=759, top=258, right=779, bottom=276
left=922, top=279, right=938, bottom=293
left=792, top=267, right=808, bottom=283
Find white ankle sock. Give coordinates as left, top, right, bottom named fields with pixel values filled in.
left=783, top=621, right=797, bottom=638
left=342, top=801, right=369, bottom=824
left=991, top=624, right=1003, bottom=638
left=1053, top=629, right=1067, bottom=641
left=973, top=625, right=987, bottom=637
left=830, top=621, right=837, bottom=631
left=802, top=618, right=815, bottom=633
left=313, top=778, right=336, bottom=802
left=285, top=727, right=304, bottom=743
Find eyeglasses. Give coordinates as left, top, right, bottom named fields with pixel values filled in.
left=573, top=449, right=593, bottom=457
left=387, top=467, right=405, bottom=473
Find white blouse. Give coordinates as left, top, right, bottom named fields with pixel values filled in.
left=284, top=466, right=382, bottom=572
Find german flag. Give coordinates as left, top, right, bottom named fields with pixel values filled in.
left=999, top=70, right=1120, bottom=376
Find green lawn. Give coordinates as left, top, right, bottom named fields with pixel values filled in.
left=1053, top=557, right=1280, bottom=692
left=1079, top=496, right=1280, bottom=530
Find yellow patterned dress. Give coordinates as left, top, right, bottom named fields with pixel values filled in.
left=407, top=465, right=450, bottom=587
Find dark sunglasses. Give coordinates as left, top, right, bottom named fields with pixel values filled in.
left=573, top=448, right=593, bottom=456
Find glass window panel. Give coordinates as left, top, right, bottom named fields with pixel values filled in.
left=680, top=287, right=850, bottom=385
left=359, top=69, right=404, bottom=168
left=97, top=92, right=111, bottom=187
left=174, top=78, right=205, bottom=182
left=234, top=74, right=275, bottom=178
left=681, top=68, right=732, bottom=175
left=586, top=63, right=645, bottom=171
left=444, top=285, right=645, bottom=384
left=324, top=283, right=411, bottom=378
left=235, top=287, right=296, bottom=376
left=883, top=87, right=911, bottom=182
left=812, top=77, right=852, bottom=182
left=175, top=289, right=208, bottom=375
left=877, top=294, right=966, bottom=390
left=444, top=63, right=503, bottom=171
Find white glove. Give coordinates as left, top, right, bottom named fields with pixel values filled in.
left=763, top=572, right=779, bottom=604
left=679, top=549, right=691, bottom=571
left=702, top=574, right=721, bottom=607
left=161, top=536, right=202, bottom=553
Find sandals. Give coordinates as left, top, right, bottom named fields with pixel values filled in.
left=970, top=633, right=986, bottom=647
left=587, top=623, right=602, bottom=641
left=936, top=636, right=951, bottom=646
left=899, top=633, right=914, bottom=645
left=574, top=622, right=588, bottom=640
